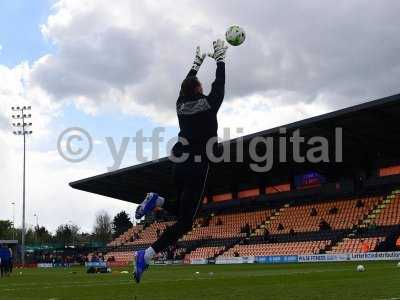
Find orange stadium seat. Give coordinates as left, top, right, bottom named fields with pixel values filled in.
left=221, top=240, right=330, bottom=257
left=180, top=209, right=273, bottom=241
left=185, top=246, right=225, bottom=260
left=327, top=237, right=385, bottom=254
left=264, top=196, right=381, bottom=235
left=373, top=194, right=400, bottom=226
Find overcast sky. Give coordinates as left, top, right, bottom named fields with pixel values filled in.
left=0, top=0, right=399, bottom=233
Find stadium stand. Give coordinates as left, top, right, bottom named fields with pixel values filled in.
left=327, top=237, right=385, bottom=253
left=222, top=240, right=331, bottom=257
left=105, top=251, right=134, bottom=263
left=71, top=94, right=400, bottom=264
left=185, top=246, right=225, bottom=260
left=129, top=221, right=175, bottom=245
left=100, top=191, right=397, bottom=262
left=107, top=225, right=143, bottom=246
left=180, top=208, right=273, bottom=241
left=262, top=196, right=382, bottom=235
left=373, top=193, right=400, bottom=226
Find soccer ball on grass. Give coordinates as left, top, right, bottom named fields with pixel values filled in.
left=356, top=265, right=365, bottom=272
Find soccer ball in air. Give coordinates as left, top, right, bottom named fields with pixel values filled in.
left=356, top=265, right=365, bottom=272
left=225, top=25, right=246, bottom=46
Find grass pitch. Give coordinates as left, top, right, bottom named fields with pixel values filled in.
left=1, top=261, right=399, bottom=300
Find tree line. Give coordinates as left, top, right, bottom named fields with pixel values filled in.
left=0, top=210, right=133, bottom=246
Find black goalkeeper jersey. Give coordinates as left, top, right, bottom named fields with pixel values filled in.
left=173, top=62, right=225, bottom=155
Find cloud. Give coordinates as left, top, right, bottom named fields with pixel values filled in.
left=33, top=28, right=153, bottom=100
left=29, top=0, right=400, bottom=124
left=218, top=93, right=330, bottom=138
left=0, top=62, right=56, bottom=136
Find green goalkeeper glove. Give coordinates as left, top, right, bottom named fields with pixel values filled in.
left=191, top=46, right=206, bottom=71
left=208, top=39, right=228, bottom=63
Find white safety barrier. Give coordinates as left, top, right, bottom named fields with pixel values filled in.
left=37, top=263, right=54, bottom=268
left=215, top=256, right=255, bottom=264
left=298, top=251, right=400, bottom=263
left=190, top=258, right=208, bottom=265
left=192, top=251, right=400, bottom=265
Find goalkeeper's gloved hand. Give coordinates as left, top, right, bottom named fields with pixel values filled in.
left=191, top=46, right=206, bottom=71
left=208, top=39, right=228, bottom=63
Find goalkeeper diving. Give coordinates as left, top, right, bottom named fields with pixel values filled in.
left=133, top=39, right=228, bottom=283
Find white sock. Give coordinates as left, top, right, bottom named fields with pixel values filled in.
left=144, top=247, right=156, bottom=264
left=156, top=196, right=165, bottom=208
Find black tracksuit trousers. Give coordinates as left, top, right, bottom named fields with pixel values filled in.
left=152, top=156, right=209, bottom=253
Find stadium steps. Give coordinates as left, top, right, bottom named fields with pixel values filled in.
left=321, top=230, right=349, bottom=253
left=328, top=189, right=399, bottom=252
left=213, top=239, right=241, bottom=258
left=358, top=189, right=399, bottom=229
left=180, top=243, right=200, bottom=258
left=214, top=206, right=283, bottom=257
left=206, top=207, right=279, bottom=257
left=255, top=204, right=289, bottom=235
